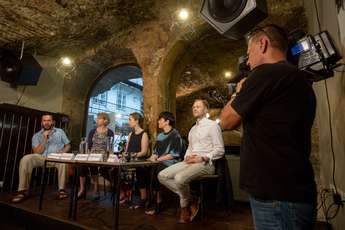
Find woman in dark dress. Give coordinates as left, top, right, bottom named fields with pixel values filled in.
left=78, top=112, right=114, bottom=200
left=125, top=112, right=149, bottom=208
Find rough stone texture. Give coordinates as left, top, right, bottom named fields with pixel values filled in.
left=0, top=0, right=313, bottom=150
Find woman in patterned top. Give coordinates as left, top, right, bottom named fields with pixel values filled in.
left=78, top=112, right=114, bottom=200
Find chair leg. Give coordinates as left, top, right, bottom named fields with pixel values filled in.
left=103, top=176, right=106, bottom=196
left=200, top=182, right=204, bottom=220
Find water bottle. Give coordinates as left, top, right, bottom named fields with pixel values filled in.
left=79, top=137, right=88, bottom=154
left=104, top=136, right=113, bottom=161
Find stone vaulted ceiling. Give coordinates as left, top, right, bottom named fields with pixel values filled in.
left=0, top=0, right=156, bottom=56
left=0, top=0, right=305, bottom=56
left=0, top=0, right=307, bottom=109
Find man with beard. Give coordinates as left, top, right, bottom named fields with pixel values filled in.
left=12, top=114, right=71, bottom=203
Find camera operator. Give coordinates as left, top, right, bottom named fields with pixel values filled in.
left=219, top=24, right=317, bottom=230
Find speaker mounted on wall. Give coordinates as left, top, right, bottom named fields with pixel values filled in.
left=0, top=50, right=42, bottom=86
left=16, top=54, right=43, bottom=85
left=0, top=49, right=22, bottom=84
left=200, top=0, right=268, bottom=40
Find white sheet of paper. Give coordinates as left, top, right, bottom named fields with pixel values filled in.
left=87, top=154, right=103, bottom=162
left=74, top=154, right=89, bottom=161
left=60, top=153, right=74, bottom=161
left=107, top=155, right=119, bottom=163
left=47, top=153, right=62, bottom=159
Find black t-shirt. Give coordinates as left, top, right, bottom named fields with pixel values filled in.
left=231, top=61, right=316, bottom=203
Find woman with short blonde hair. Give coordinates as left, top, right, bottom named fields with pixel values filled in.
left=78, top=112, right=114, bottom=200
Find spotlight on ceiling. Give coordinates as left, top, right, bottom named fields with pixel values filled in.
left=178, top=8, right=189, bottom=20
left=224, top=71, right=233, bottom=79
left=61, top=57, right=72, bottom=66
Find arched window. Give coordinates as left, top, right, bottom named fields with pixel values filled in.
left=85, top=65, right=143, bottom=151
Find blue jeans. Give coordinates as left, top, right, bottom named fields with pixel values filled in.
left=249, top=197, right=316, bottom=230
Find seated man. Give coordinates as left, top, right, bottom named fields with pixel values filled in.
left=12, top=114, right=71, bottom=203
left=158, top=99, right=224, bottom=223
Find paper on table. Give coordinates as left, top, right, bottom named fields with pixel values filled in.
left=74, top=154, right=89, bottom=161
left=60, top=153, right=75, bottom=161
left=107, top=155, right=119, bottom=163
left=47, top=153, right=62, bottom=159
left=87, top=154, right=103, bottom=162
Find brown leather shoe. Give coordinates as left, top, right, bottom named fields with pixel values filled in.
left=190, top=197, right=200, bottom=221
left=179, top=207, right=191, bottom=223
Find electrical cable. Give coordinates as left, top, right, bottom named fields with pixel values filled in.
left=313, top=0, right=344, bottom=224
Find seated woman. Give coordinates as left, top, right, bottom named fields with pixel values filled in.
left=78, top=112, right=114, bottom=200
left=145, top=111, right=184, bottom=215
left=124, top=112, right=149, bottom=208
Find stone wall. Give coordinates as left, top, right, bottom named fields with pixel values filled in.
left=303, top=0, right=345, bottom=228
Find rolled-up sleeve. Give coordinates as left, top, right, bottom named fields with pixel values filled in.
left=206, top=123, right=225, bottom=161
left=32, top=133, right=40, bottom=148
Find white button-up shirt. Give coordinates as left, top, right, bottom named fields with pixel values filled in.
left=185, top=117, right=224, bottom=161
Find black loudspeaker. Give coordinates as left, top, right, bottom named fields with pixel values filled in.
left=200, top=0, right=268, bottom=40
left=0, top=51, right=42, bottom=85
left=0, top=49, right=22, bottom=84
left=16, top=54, right=43, bottom=85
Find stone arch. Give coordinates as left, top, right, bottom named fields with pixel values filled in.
left=61, top=48, right=139, bottom=146
left=82, top=63, right=142, bottom=135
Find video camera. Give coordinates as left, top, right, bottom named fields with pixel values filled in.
left=288, top=30, right=342, bottom=81
left=231, top=30, right=342, bottom=85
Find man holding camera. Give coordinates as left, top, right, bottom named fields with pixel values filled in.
left=220, top=24, right=317, bottom=229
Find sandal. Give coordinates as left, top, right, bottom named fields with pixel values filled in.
left=12, top=192, right=28, bottom=203
left=58, top=190, right=68, bottom=200
left=145, top=202, right=162, bottom=215
left=119, top=196, right=127, bottom=204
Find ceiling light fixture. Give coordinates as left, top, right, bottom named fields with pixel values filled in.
left=61, top=57, right=72, bottom=66
left=178, top=8, right=189, bottom=21
left=56, top=56, right=76, bottom=79
left=224, top=71, right=232, bottom=78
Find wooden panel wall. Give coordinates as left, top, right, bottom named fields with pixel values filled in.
left=0, top=103, right=69, bottom=192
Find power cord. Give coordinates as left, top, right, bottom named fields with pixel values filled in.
left=16, top=86, right=26, bottom=105
left=313, top=0, right=344, bottom=224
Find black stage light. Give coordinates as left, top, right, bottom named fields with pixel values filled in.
left=200, top=0, right=268, bottom=40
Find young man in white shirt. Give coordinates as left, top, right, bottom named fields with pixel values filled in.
left=158, top=99, right=224, bottom=223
